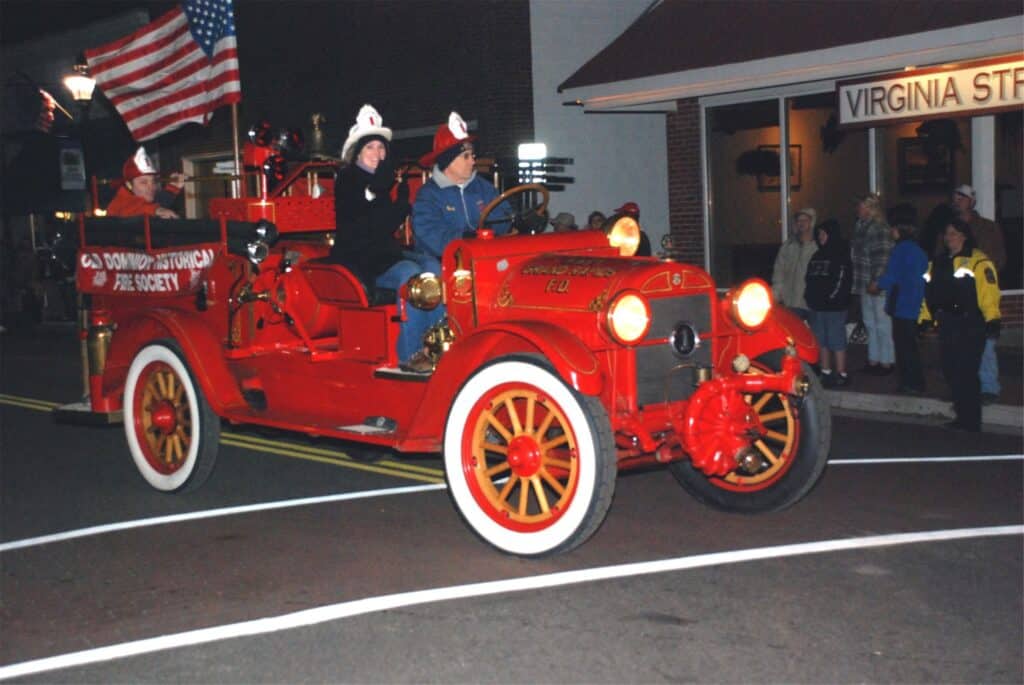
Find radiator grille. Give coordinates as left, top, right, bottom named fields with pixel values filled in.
left=635, top=294, right=712, bottom=407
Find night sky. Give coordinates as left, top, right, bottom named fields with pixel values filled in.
left=2, top=1, right=176, bottom=45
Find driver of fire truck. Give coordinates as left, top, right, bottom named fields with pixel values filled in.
left=402, top=111, right=513, bottom=373
left=106, top=146, right=184, bottom=219
left=331, top=104, right=443, bottom=370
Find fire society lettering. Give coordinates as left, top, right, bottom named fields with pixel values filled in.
left=77, top=247, right=216, bottom=295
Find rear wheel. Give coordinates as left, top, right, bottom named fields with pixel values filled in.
left=444, top=357, right=616, bottom=557
left=669, top=352, right=830, bottom=512
left=124, top=341, right=219, bottom=492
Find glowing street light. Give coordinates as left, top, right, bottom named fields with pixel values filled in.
left=63, top=61, right=95, bottom=105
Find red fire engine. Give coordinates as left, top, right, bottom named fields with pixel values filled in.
left=70, top=156, right=829, bottom=557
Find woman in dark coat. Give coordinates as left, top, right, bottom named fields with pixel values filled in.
left=330, top=105, right=442, bottom=367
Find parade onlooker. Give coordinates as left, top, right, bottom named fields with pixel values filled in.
left=587, top=211, right=606, bottom=230
left=952, top=184, right=1005, bottom=404
left=408, top=111, right=512, bottom=371
left=331, top=105, right=435, bottom=370
left=771, top=208, right=818, bottom=321
left=922, top=219, right=1001, bottom=432
left=805, top=219, right=852, bottom=387
left=850, top=193, right=894, bottom=375
left=107, top=146, right=184, bottom=218
left=611, top=202, right=651, bottom=256
left=873, top=205, right=928, bottom=394
left=550, top=212, right=577, bottom=232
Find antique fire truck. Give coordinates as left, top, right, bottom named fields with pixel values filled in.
left=70, top=158, right=830, bottom=557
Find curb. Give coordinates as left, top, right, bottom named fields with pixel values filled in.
left=826, top=390, right=1022, bottom=429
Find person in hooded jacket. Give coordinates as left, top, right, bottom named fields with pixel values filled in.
left=331, top=105, right=443, bottom=369
left=872, top=205, right=928, bottom=394
left=921, top=219, right=1001, bottom=432
left=804, top=219, right=852, bottom=387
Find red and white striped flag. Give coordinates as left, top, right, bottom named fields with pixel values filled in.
left=85, top=0, right=241, bottom=142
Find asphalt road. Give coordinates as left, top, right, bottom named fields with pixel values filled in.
left=1, top=325, right=1021, bottom=683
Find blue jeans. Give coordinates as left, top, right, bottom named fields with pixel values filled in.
left=979, top=337, right=1000, bottom=395
left=861, top=292, right=894, bottom=365
left=374, top=252, right=444, bottom=364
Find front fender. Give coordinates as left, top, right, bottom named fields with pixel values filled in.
left=106, top=309, right=245, bottom=415
left=737, top=307, right=819, bottom=365
left=399, top=322, right=604, bottom=452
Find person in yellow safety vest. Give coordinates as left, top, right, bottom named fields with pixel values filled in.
left=920, top=218, right=1001, bottom=432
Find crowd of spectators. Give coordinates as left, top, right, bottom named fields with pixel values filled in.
left=771, top=186, right=1005, bottom=431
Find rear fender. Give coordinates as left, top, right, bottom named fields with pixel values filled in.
left=103, top=309, right=245, bottom=414
left=401, top=322, right=603, bottom=451
left=737, top=307, right=819, bottom=365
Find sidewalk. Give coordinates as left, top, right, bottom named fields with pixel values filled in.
left=825, top=334, right=1023, bottom=430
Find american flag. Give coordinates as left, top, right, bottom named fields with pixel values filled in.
left=85, top=0, right=241, bottom=141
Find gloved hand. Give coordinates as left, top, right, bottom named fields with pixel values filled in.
left=985, top=319, right=1001, bottom=340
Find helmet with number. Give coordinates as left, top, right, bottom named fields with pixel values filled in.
left=420, top=111, right=477, bottom=169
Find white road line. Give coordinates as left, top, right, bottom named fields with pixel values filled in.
left=0, top=484, right=445, bottom=553
left=0, top=524, right=1019, bottom=681
left=830, top=454, right=1023, bottom=465
left=1, top=454, right=1020, bottom=554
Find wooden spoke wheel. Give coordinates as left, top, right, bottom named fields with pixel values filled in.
left=445, top=357, right=615, bottom=557
left=669, top=352, right=831, bottom=513
left=124, top=342, right=219, bottom=493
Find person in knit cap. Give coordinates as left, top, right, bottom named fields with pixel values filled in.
left=411, top=111, right=512, bottom=259
left=331, top=104, right=442, bottom=369
left=771, top=208, right=818, bottom=320
left=106, top=146, right=184, bottom=218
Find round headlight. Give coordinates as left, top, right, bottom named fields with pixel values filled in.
left=606, top=291, right=651, bottom=344
left=730, top=279, right=772, bottom=330
left=406, top=272, right=442, bottom=310
left=606, top=216, right=641, bottom=257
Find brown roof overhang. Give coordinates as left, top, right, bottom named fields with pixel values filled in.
left=559, top=0, right=1023, bottom=92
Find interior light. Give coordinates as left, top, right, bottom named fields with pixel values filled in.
left=517, top=143, right=547, bottom=161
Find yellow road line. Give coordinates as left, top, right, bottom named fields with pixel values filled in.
left=0, top=394, right=58, bottom=411
left=1, top=392, right=444, bottom=483
left=219, top=436, right=442, bottom=483
left=222, top=431, right=444, bottom=478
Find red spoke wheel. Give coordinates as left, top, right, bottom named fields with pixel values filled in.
left=444, top=357, right=616, bottom=557
left=669, top=351, right=831, bottom=512
left=124, top=341, right=219, bottom=492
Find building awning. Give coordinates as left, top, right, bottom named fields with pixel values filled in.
left=559, top=0, right=1023, bottom=110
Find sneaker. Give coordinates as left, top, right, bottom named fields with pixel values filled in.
left=820, top=371, right=836, bottom=388
left=980, top=393, right=1000, bottom=406
left=833, top=373, right=851, bottom=388
left=400, top=349, right=435, bottom=374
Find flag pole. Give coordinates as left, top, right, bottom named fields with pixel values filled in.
left=231, top=102, right=241, bottom=198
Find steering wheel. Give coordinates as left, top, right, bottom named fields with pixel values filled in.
left=477, top=183, right=550, bottom=232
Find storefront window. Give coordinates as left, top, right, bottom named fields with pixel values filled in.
left=876, top=116, right=973, bottom=259
left=996, top=111, right=1022, bottom=290
left=786, top=93, right=869, bottom=243
left=706, top=100, right=780, bottom=285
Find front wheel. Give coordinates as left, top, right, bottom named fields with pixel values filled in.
left=444, top=357, right=616, bottom=557
left=123, top=341, right=220, bottom=492
left=669, top=353, right=831, bottom=513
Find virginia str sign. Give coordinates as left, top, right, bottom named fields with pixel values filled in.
left=837, top=55, right=1024, bottom=127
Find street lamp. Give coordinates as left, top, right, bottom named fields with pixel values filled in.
left=62, top=61, right=95, bottom=106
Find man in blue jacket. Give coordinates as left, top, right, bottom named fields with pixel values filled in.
left=412, top=111, right=512, bottom=258
left=403, top=112, right=512, bottom=372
